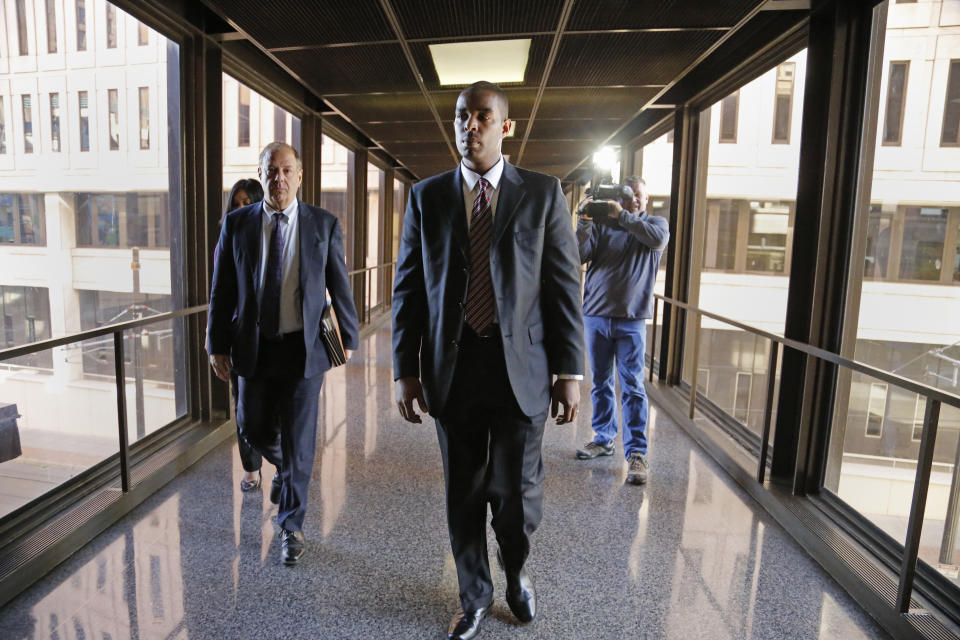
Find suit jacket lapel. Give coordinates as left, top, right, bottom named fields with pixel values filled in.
left=241, top=205, right=262, bottom=290
left=297, top=202, right=321, bottom=291
left=448, top=169, right=469, bottom=262
left=492, top=161, right=526, bottom=246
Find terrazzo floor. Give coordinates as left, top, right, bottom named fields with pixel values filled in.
left=1, top=327, right=890, bottom=639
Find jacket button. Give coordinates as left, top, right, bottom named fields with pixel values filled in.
left=451, top=340, right=458, bottom=347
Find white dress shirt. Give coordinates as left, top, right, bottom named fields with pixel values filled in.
left=459, top=157, right=581, bottom=381
left=258, top=198, right=303, bottom=334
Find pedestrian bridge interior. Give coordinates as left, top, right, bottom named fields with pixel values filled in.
left=0, top=327, right=888, bottom=639
left=1, top=0, right=959, bottom=639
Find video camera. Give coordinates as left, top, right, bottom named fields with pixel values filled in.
left=581, top=182, right=634, bottom=227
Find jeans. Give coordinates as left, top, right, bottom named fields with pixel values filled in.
left=584, top=315, right=649, bottom=459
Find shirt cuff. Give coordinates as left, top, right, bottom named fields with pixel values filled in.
left=557, top=374, right=584, bottom=381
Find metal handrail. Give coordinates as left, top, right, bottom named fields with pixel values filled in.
left=651, top=292, right=959, bottom=613
left=0, top=305, right=208, bottom=495
left=652, top=294, right=960, bottom=410
left=0, top=305, right=208, bottom=363
left=348, top=261, right=395, bottom=277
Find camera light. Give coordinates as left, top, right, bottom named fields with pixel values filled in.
left=592, top=146, right=618, bottom=171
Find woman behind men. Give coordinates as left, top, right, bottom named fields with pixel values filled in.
left=222, top=178, right=265, bottom=491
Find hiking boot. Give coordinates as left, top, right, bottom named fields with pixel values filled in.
left=576, top=441, right=614, bottom=460
left=626, top=452, right=648, bottom=485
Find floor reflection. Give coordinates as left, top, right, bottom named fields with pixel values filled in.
left=0, top=326, right=890, bottom=639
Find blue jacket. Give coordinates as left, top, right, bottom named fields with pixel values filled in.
left=577, top=210, right=670, bottom=319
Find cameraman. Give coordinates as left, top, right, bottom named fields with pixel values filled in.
left=574, top=177, right=669, bottom=484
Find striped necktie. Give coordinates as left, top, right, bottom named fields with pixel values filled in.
left=465, top=178, right=495, bottom=336
left=260, top=212, right=285, bottom=339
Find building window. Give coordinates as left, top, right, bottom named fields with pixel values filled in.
left=942, top=60, right=960, bottom=146
left=883, top=61, right=909, bottom=146
left=703, top=200, right=738, bottom=270
left=0, top=286, right=53, bottom=369
left=105, top=4, right=117, bottom=49
left=0, top=194, right=46, bottom=245
left=238, top=86, right=250, bottom=147
left=75, top=0, right=87, bottom=51
left=16, top=0, right=29, bottom=56
left=78, top=91, right=90, bottom=151
left=138, top=87, right=149, bottom=150
left=22, top=95, right=34, bottom=154
left=911, top=396, right=926, bottom=442
left=899, top=207, right=947, bottom=281
left=746, top=201, right=791, bottom=273
left=0, top=98, right=6, bottom=154
left=49, top=93, right=61, bottom=152
left=719, top=91, right=739, bottom=143
left=864, top=383, right=887, bottom=438
left=78, top=290, right=173, bottom=381
left=137, top=21, right=149, bottom=46
left=274, top=105, right=286, bottom=143
left=733, top=371, right=752, bottom=423
left=863, top=204, right=892, bottom=279
left=108, top=89, right=120, bottom=150
left=75, top=192, right=170, bottom=248
left=772, top=62, right=795, bottom=144
left=954, top=226, right=960, bottom=282
left=45, top=0, right=58, bottom=53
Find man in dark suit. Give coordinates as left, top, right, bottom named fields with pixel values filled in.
left=207, top=142, right=359, bottom=566
left=393, top=81, right=584, bottom=640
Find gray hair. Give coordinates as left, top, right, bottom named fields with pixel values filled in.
left=259, top=142, right=302, bottom=171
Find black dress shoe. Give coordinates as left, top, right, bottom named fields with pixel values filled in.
left=240, top=470, right=261, bottom=492
left=447, top=606, right=488, bottom=640
left=280, top=528, right=305, bottom=566
left=498, top=548, right=536, bottom=623
left=270, top=471, right=282, bottom=504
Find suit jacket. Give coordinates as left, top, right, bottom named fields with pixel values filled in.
left=392, top=161, right=584, bottom=417
left=206, top=201, right=359, bottom=379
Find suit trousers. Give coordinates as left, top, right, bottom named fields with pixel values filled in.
left=237, top=331, right=324, bottom=532
left=435, top=327, right=547, bottom=611
left=230, top=370, right=262, bottom=473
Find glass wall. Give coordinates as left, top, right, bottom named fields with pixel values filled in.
left=683, top=50, right=807, bottom=445
left=631, top=130, right=673, bottom=363
left=825, top=1, right=960, bottom=585
left=366, top=163, right=383, bottom=312
left=0, top=1, right=184, bottom=517
left=221, top=73, right=301, bottom=211
left=320, top=134, right=353, bottom=267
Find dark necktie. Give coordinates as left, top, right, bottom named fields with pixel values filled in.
left=465, top=178, right=495, bottom=336
left=260, top=211, right=285, bottom=339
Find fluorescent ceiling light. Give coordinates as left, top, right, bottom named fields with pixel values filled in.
left=429, top=39, right=531, bottom=86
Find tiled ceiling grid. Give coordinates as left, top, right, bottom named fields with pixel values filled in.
left=202, top=0, right=766, bottom=180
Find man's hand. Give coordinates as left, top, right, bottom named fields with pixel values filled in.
left=209, top=354, right=231, bottom=382
left=396, top=376, right=428, bottom=423
left=575, top=195, right=594, bottom=220
left=607, top=200, right=624, bottom=219
left=550, top=378, right=580, bottom=425
left=345, top=349, right=354, bottom=361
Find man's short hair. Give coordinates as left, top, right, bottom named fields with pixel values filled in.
left=461, top=81, right=509, bottom=119
left=259, top=141, right=302, bottom=171
left=625, top=176, right=646, bottom=188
